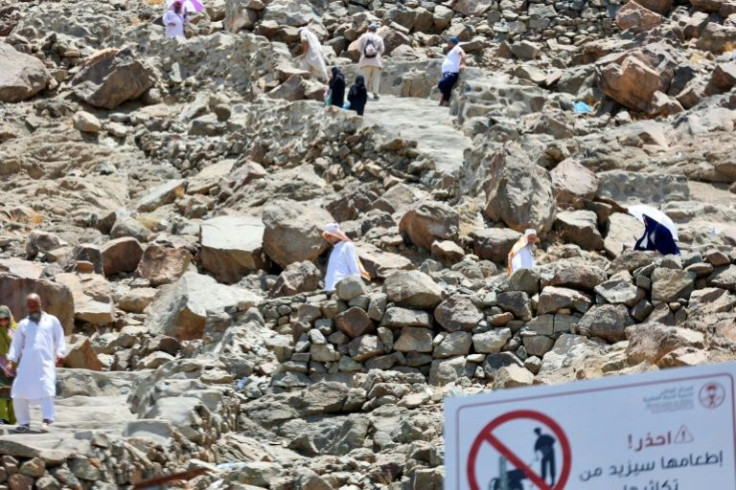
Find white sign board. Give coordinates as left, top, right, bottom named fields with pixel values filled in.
left=445, top=362, right=736, bottom=490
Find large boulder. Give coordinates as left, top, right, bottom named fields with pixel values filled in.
left=555, top=210, right=604, bottom=251
left=0, top=269, right=74, bottom=334
left=262, top=201, right=333, bottom=268
left=470, top=228, right=522, bottom=263
left=597, top=55, right=661, bottom=113
left=101, top=237, right=143, bottom=277
left=135, top=246, right=192, bottom=287
left=483, top=144, right=556, bottom=234
left=146, top=272, right=261, bottom=340
left=262, top=0, right=317, bottom=26
left=200, top=215, right=268, bottom=284
left=0, top=43, right=50, bottom=102
left=625, top=322, right=705, bottom=365
left=596, top=170, right=690, bottom=205
left=550, top=158, right=598, bottom=208
left=384, top=270, right=443, bottom=310
left=55, top=273, right=115, bottom=326
left=136, top=180, right=186, bottom=213
left=577, top=304, right=633, bottom=342
left=434, top=295, right=483, bottom=332
left=72, top=48, right=156, bottom=110
left=453, top=0, right=493, bottom=16
left=603, top=213, right=644, bottom=258
left=616, top=1, right=662, bottom=33
left=224, top=0, right=261, bottom=32
left=399, top=201, right=459, bottom=250
left=269, top=261, right=322, bottom=297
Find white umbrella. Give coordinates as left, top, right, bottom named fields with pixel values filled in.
left=628, top=204, right=678, bottom=241
left=166, top=0, right=204, bottom=13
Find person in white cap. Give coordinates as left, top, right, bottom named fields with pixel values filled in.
left=322, top=223, right=370, bottom=292
left=357, top=22, right=385, bottom=100
left=507, top=229, right=537, bottom=276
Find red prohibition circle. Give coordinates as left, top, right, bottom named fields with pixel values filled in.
left=466, top=409, right=572, bottom=490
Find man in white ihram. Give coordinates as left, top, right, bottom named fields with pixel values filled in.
left=7, top=294, right=66, bottom=433
left=322, top=223, right=370, bottom=292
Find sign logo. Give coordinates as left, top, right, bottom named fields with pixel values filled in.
left=466, top=410, right=572, bottom=490
left=699, top=382, right=725, bottom=409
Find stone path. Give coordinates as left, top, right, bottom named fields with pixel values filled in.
left=362, top=95, right=471, bottom=176
left=0, top=395, right=134, bottom=460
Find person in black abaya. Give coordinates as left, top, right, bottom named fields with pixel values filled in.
left=634, top=215, right=680, bottom=255
left=347, top=75, right=368, bottom=116
left=328, top=67, right=346, bottom=109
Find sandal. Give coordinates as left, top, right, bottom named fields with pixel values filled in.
left=14, top=424, right=29, bottom=433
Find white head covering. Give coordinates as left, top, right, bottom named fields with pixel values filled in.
left=525, top=229, right=537, bottom=236
left=323, top=223, right=349, bottom=242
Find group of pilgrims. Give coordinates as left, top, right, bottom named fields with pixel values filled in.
left=0, top=221, right=679, bottom=433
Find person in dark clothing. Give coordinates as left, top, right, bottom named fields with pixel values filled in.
left=328, top=67, right=346, bottom=109
left=634, top=215, right=680, bottom=255
left=347, top=75, right=368, bottom=116
left=534, top=427, right=556, bottom=486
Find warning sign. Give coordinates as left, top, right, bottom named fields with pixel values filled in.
left=467, top=410, right=571, bottom=490
left=445, top=363, right=736, bottom=490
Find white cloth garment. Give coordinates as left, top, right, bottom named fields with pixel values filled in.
left=441, top=45, right=463, bottom=74
left=163, top=10, right=185, bottom=38
left=510, top=245, right=535, bottom=274
left=13, top=397, right=55, bottom=425
left=324, top=241, right=362, bottom=291
left=300, top=28, right=328, bottom=81
left=7, top=313, right=66, bottom=400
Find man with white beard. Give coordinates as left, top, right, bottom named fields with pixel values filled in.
left=7, top=294, right=66, bottom=433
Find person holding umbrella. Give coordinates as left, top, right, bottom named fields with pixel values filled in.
left=628, top=205, right=680, bottom=255
left=632, top=214, right=680, bottom=255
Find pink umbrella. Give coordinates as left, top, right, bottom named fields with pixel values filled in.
left=167, top=0, right=204, bottom=13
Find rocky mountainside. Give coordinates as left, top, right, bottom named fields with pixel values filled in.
left=0, top=0, right=735, bottom=488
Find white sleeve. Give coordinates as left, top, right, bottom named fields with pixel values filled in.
left=346, top=243, right=362, bottom=276
left=7, top=323, right=25, bottom=363
left=53, top=318, right=67, bottom=357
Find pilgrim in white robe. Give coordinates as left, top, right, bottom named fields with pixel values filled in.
left=7, top=312, right=66, bottom=424
left=324, top=240, right=362, bottom=291
left=163, top=10, right=186, bottom=38
left=509, top=245, right=534, bottom=274
left=300, top=27, right=328, bottom=82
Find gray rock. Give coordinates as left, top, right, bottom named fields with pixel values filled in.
left=335, top=276, right=368, bottom=301
left=470, top=228, right=522, bottom=263
left=72, top=47, right=155, bottom=109
left=472, top=328, right=512, bottom=353
left=381, top=307, right=433, bottom=328
left=496, top=291, right=532, bottom=319
left=200, top=215, right=268, bottom=283
left=651, top=267, right=695, bottom=303
left=384, top=270, right=443, bottom=310
left=434, top=295, right=483, bottom=331
left=146, top=271, right=261, bottom=340
left=434, top=331, right=472, bottom=358
left=393, top=327, right=433, bottom=353
left=399, top=200, right=459, bottom=250
left=0, top=43, right=51, bottom=102
left=577, top=304, right=633, bottom=342
left=537, top=286, right=592, bottom=314
left=429, top=356, right=466, bottom=385
left=483, top=143, right=557, bottom=234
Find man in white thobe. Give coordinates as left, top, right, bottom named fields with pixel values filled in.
left=322, top=223, right=370, bottom=292
left=507, top=229, right=537, bottom=276
left=7, top=294, right=66, bottom=433
left=299, top=27, right=329, bottom=83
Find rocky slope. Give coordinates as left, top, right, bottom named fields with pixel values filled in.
left=0, top=0, right=735, bottom=488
